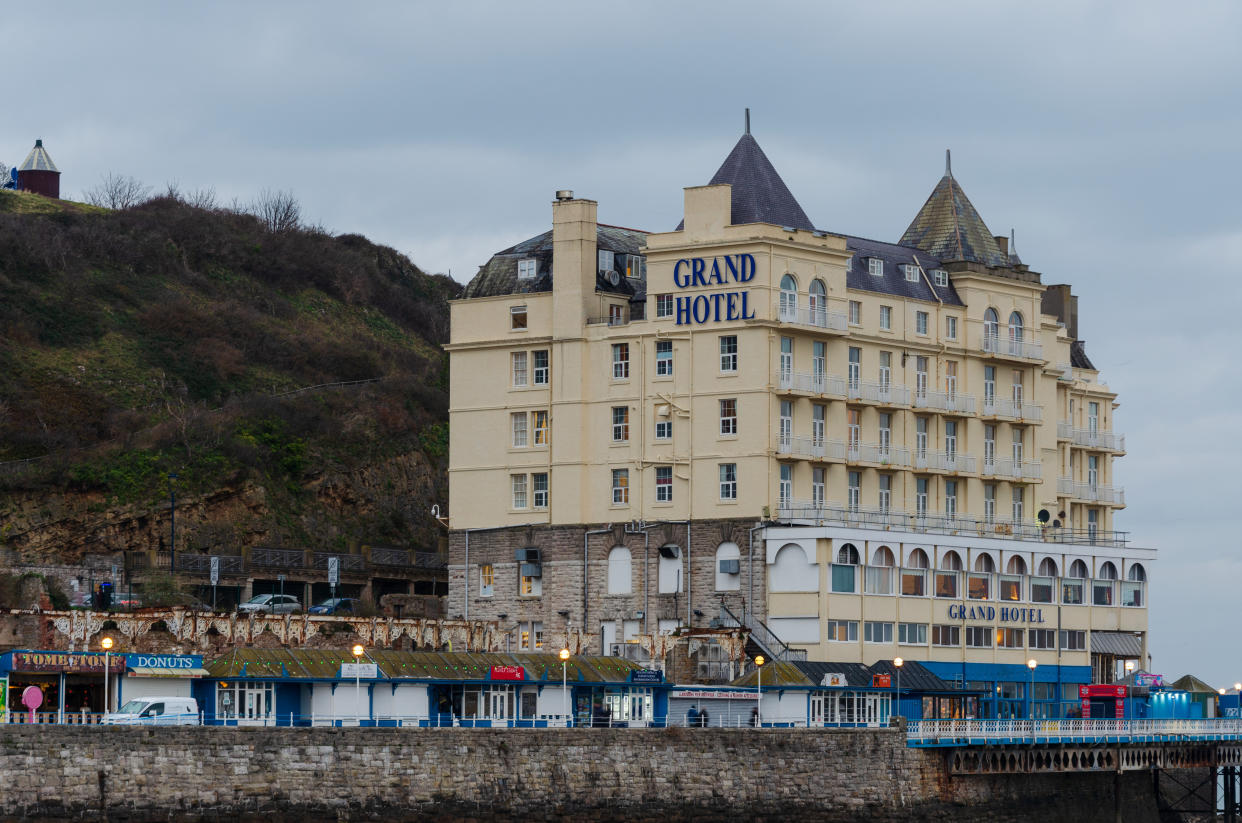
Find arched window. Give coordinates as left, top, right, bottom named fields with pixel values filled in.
left=1009, top=311, right=1024, bottom=343
left=607, top=546, right=632, bottom=594
left=906, top=548, right=929, bottom=568
left=866, top=545, right=895, bottom=595
left=808, top=279, right=826, bottom=324
left=974, top=553, right=995, bottom=573
left=658, top=545, right=682, bottom=594
left=1127, top=563, right=1147, bottom=582
left=1006, top=555, right=1027, bottom=575
left=1038, top=558, right=1058, bottom=577
left=871, top=546, right=895, bottom=566
left=771, top=543, right=817, bottom=592
left=983, top=308, right=999, bottom=343
left=1069, top=559, right=1089, bottom=579
left=837, top=543, right=860, bottom=565
left=715, top=542, right=741, bottom=591
left=1098, top=561, right=1117, bottom=580
left=780, top=274, right=798, bottom=319
left=939, top=550, right=962, bottom=571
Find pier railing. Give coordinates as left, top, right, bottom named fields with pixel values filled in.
left=907, top=718, right=1242, bottom=746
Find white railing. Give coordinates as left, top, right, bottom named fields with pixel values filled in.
left=914, top=389, right=976, bottom=414
left=913, top=450, right=977, bottom=473
left=846, top=442, right=911, bottom=467
left=908, top=718, right=1242, bottom=745
left=778, top=303, right=849, bottom=332
left=848, top=380, right=911, bottom=406
left=778, top=371, right=847, bottom=396
left=981, top=333, right=1044, bottom=360
left=778, top=502, right=1046, bottom=540
left=777, top=435, right=846, bottom=461
left=1055, top=363, right=1074, bottom=381
left=1058, top=478, right=1126, bottom=505
left=1057, top=422, right=1125, bottom=451
left=982, top=398, right=1043, bottom=421
left=983, top=457, right=1043, bottom=480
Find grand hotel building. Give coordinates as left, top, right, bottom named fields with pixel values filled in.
left=446, top=125, right=1153, bottom=717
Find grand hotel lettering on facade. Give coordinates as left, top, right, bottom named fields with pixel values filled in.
left=445, top=123, right=1152, bottom=715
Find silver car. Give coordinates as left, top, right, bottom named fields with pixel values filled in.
left=237, top=593, right=301, bottom=614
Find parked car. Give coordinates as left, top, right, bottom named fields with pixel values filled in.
left=237, top=594, right=302, bottom=614
left=114, top=595, right=144, bottom=610
left=103, top=697, right=200, bottom=726
left=308, top=597, right=357, bottom=615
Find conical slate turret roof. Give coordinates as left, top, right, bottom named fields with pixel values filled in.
left=18, top=139, right=59, bottom=173
left=679, top=117, right=814, bottom=231
left=899, top=151, right=1007, bottom=267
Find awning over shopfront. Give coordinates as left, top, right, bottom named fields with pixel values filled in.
left=1091, top=631, right=1143, bottom=657
left=128, top=667, right=210, bottom=678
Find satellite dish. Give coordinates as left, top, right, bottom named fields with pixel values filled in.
left=1052, top=519, right=1062, bottom=528
left=607, top=270, right=620, bottom=286
left=1058, top=511, right=1067, bottom=520
left=1037, top=509, right=1050, bottom=523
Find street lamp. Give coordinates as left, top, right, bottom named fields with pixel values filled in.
left=754, top=655, right=765, bottom=727
left=1027, top=659, right=1037, bottom=721
left=352, top=644, right=364, bottom=725
left=559, top=648, right=571, bottom=726
left=893, top=657, right=904, bottom=721
left=101, top=637, right=114, bottom=719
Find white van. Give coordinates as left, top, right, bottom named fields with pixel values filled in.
left=104, top=696, right=200, bottom=726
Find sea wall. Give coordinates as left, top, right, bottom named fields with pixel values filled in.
left=0, top=725, right=1163, bottom=822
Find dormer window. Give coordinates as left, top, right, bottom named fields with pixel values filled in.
left=598, top=249, right=615, bottom=272
left=517, top=258, right=537, bottom=280
left=932, top=269, right=949, bottom=287
left=868, top=258, right=884, bottom=277
left=903, top=265, right=919, bottom=282
left=625, top=254, right=646, bottom=279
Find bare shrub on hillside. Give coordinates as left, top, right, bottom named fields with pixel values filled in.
left=84, top=173, right=151, bottom=210
left=251, top=188, right=301, bottom=233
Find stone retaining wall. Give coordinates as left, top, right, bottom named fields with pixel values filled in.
left=0, top=725, right=1162, bottom=822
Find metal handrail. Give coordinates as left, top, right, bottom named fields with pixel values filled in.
left=718, top=603, right=807, bottom=662
left=908, top=718, right=1242, bottom=745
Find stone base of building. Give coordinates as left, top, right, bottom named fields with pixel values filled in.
left=448, top=518, right=766, bottom=655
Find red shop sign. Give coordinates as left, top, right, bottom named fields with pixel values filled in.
left=490, top=665, right=525, bottom=681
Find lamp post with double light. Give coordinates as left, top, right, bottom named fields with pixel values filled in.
left=559, top=648, right=570, bottom=726
left=754, top=655, right=765, bottom=727
left=1027, top=659, right=1037, bottom=721
left=101, top=637, right=114, bottom=720
left=1124, top=660, right=1136, bottom=722
left=893, top=657, right=904, bottom=721
left=352, top=644, right=364, bottom=725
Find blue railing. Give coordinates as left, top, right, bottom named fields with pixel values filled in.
left=907, top=718, right=1242, bottom=747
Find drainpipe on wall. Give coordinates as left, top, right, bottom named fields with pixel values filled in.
left=583, top=525, right=613, bottom=646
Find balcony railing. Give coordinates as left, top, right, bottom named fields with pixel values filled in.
left=776, top=501, right=1127, bottom=546
left=982, top=457, right=1043, bottom=480
left=1055, top=363, right=1074, bottom=382
left=846, top=441, right=910, bottom=468
left=982, top=398, right=1043, bottom=421
left=778, top=371, right=847, bottom=396
left=913, top=449, right=977, bottom=473
left=778, top=303, right=849, bottom=331
left=1057, top=422, right=1125, bottom=451
left=1057, top=478, right=1126, bottom=505
left=914, top=389, right=976, bottom=414
left=848, top=380, right=911, bottom=406
left=981, top=333, right=1043, bottom=360
left=777, top=435, right=845, bottom=461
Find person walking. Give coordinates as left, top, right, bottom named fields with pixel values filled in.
left=687, top=705, right=700, bottom=727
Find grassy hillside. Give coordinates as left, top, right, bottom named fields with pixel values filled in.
left=0, top=189, right=457, bottom=558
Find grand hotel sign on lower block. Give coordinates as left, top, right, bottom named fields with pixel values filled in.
left=945, top=605, right=1048, bottom=624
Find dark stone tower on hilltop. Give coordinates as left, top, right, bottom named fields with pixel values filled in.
left=18, top=139, right=60, bottom=199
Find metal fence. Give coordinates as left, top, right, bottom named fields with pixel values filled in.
left=908, top=718, right=1242, bottom=746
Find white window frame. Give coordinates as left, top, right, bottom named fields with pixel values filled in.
left=611, top=469, right=629, bottom=505
left=532, top=410, right=548, bottom=446
left=868, top=258, right=884, bottom=277
left=611, top=406, right=629, bottom=442
left=655, top=294, right=674, bottom=319
left=479, top=564, right=494, bottom=597
left=532, top=472, right=549, bottom=509
left=655, top=340, right=673, bottom=377
left=946, top=316, right=957, bottom=340
left=849, top=300, right=861, bottom=325
left=517, top=258, right=537, bottom=280
left=719, top=399, right=737, bottom=436
left=532, top=349, right=549, bottom=385
left=903, top=264, right=918, bottom=282
left=719, top=335, right=738, bottom=373
left=511, top=305, right=528, bottom=330
left=915, top=311, right=929, bottom=335
left=719, top=463, right=737, bottom=500
left=879, top=305, right=892, bottom=330
left=654, top=420, right=672, bottom=441
left=933, top=269, right=948, bottom=287
left=511, top=474, right=528, bottom=509
left=511, top=412, right=528, bottom=448
left=512, top=351, right=528, bottom=387
left=612, top=343, right=629, bottom=380
left=655, top=465, right=673, bottom=503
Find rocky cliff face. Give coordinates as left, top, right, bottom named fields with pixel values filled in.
left=0, top=191, right=456, bottom=562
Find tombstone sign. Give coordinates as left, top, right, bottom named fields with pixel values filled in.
left=210, top=557, right=220, bottom=586
left=328, top=557, right=340, bottom=586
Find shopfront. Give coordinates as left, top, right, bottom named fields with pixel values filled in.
left=0, top=650, right=113, bottom=721
left=119, top=654, right=209, bottom=705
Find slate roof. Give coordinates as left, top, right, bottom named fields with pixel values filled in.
left=460, top=224, right=647, bottom=299
left=843, top=235, right=965, bottom=307
left=18, top=139, right=58, bottom=173
left=677, top=131, right=814, bottom=231
left=731, top=658, right=966, bottom=692
left=1090, top=631, right=1144, bottom=658
left=1070, top=340, right=1096, bottom=370
left=899, top=153, right=1009, bottom=268
left=1169, top=674, right=1219, bottom=695
left=206, top=648, right=646, bottom=683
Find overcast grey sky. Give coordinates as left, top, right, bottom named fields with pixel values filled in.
left=7, top=1, right=1241, bottom=683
